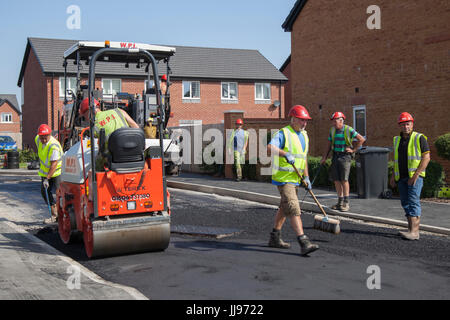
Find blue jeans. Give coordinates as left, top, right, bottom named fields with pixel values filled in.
left=398, top=177, right=423, bottom=217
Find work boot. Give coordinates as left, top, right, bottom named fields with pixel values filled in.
left=51, top=204, right=58, bottom=222
left=399, top=216, right=412, bottom=237
left=268, top=230, right=291, bottom=249
left=331, top=198, right=343, bottom=210
left=298, top=235, right=319, bottom=256
left=340, top=201, right=349, bottom=212
left=401, top=217, right=420, bottom=240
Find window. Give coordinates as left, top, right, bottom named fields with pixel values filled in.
left=102, top=79, right=122, bottom=97
left=221, top=82, right=238, bottom=100
left=255, top=83, right=271, bottom=101
left=59, top=77, right=77, bottom=98
left=1, top=113, right=13, bottom=123
left=353, top=105, right=366, bottom=138
left=144, top=79, right=155, bottom=91
left=183, top=81, right=200, bottom=99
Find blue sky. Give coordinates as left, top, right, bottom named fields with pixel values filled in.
left=0, top=0, right=296, bottom=107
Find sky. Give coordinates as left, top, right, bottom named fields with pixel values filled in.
left=0, top=0, right=297, bottom=107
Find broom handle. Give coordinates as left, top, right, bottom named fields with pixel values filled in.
left=291, top=163, right=329, bottom=218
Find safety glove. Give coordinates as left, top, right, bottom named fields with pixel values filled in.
left=43, top=178, right=49, bottom=189
left=303, top=176, right=312, bottom=190
left=284, top=152, right=295, bottom=165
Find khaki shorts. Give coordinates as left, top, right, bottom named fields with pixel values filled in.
left=277, top=184, right=301, bottom=217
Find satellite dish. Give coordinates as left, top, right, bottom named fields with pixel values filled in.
left=273, top=100, right=281, bottom=108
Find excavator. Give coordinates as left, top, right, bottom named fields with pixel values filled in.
left=56, top=41, right=178, bottom=258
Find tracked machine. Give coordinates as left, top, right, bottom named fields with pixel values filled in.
left=56, top=41, right=178, bottom=258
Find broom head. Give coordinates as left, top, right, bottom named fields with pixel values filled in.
left=313, top=214, right=341, bottom=234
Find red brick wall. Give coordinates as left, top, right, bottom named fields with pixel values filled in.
left=281, top=61, right=292, bottom=116
left=0, top=101, right=21, bottom=133
left=46, top=76, right=147, bottom=133
left=289, top=0, right=450, bottom=181
left=169, top=80, right=285, bottom=126
left=22, top=49, right=47, bottom=150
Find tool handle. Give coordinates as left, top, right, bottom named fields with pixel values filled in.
left=291, top=164, right=328, bottom=218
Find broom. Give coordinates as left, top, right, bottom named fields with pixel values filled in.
left=291, top=164, right=341, bottom=234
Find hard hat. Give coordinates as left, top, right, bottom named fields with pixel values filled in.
left=79, top=98, right=100, bottom=115
left=236, top=119, right=243, bottom=125
left=38, top=124, right=51, bottom=136
left=288, top=105, right=312, bottom=120
left=161, top=74, right=167, bottom=82
left=330, top=111, right=346, bottom=120
left=398, top=112, right=414, bottom=124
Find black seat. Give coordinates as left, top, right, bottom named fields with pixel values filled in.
left=107, top=127, right=145, bottom=173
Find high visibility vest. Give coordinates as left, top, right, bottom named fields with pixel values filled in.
left=330, top=125, right=353, bottom=150
left=35, top=135, right=63, bottom=178
left=272, top=125, right=309, bottom=183
left=94, top=109, right=129, bottom=139
left=227, top=129, right=249, bottom=151
left=393, top=131, right=427, bottom=181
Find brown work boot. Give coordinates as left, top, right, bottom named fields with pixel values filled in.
left=298, top=235, right=319, bottom=256
left=331, top=198, right=343, bottom=210
left=51, top=204, right=58, bottom=222
left=401, top=217, right=420, bottom=240
left=268, top=230, right=291, bottom=249
left=399, top=217, right=412, bottom=237
left=340, top=202, right=349, bottom=212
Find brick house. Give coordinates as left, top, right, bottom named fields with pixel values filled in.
left=280, top=55, right=292, bottom=113
left=17, top=37, right=287, bottom=150
left=0, top=94, right=21, bottom=148
left=282, top=0, right=450, bottom=178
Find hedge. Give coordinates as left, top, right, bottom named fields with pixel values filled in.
left=434, top=133, right=450, bottom=161
left=202, top=154, right=444, bottom=198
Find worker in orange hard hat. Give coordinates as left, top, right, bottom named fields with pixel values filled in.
left=79, top=97, right=139, bottom=170
left=267, top=105, right=319, bottom=256
left=390, top=112, right=430, bottom=241
left=320, top=111, right=365, bottom=212
left=227, top=118, right=248, bottom=181
left=35, top=124, right=63, bottom=224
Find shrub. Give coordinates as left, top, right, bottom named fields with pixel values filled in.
left=19, top=149, right=38, bottom=163
left=422, top=160, right=445, bottom=198
left=434, top=133, right=450, bottom=161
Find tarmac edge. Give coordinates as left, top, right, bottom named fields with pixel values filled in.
left=167, top=180, right=450, bottom=236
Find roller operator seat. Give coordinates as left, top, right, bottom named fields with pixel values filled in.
left=107, top=127, right=146, bottom=173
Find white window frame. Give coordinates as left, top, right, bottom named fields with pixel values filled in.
left=255, top=82, right=271, bottom=102
left=182, top=81, right=200, bottom=100
left=353, top=105, right=366, bottom=138
left=221, top=82, right=238, bottom=100
left=102, top=78, right=122, bottom=98
left=144, top=79, right=155, bottom=91
left=1, top=113, right=13, bottom=123
left=59, top=77, right=77, bottom=98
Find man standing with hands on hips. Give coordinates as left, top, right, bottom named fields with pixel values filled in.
left=321, top=112, right=365, bottom=212
left=35, top=124, right=63, bottom=224
left=267, top=105, right=319, bottom=256
left=390, top=112, right=430, bottom=240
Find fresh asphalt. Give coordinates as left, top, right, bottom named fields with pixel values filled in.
left=0, top=172, right=449, bottom=299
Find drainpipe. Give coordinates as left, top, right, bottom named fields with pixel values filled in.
left=51, top=73, right=55, bottom=130
left=279, top=81, right=282, bottom=119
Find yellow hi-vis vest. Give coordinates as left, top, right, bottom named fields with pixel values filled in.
left=330, top=125, right=353, bottom=149
left=35, top=135, right=63, bottom=178
left=393, top=131, right=427, bottom=181
left=272, top=125, right=309, bottom=183
left=227, top=129, right=249, bottom=151
left=94, top=109, right=129, bottom=139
